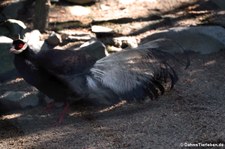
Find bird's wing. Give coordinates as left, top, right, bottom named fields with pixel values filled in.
left=33, top=49, right=98, bottom=101
left=35, top=47, right=177, bottom=104
left=89, top=48, right=178, bottom=101
left=139, top=38, right=190, bottom=69
left=36, top=49, right=97, bottom=75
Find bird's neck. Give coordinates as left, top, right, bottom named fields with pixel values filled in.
left=17, top=47, right=36, bottom=60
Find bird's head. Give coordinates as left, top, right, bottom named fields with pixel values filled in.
left=10, top=39, right=28, bottom=54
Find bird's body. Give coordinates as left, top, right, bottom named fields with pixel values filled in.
left=11, top=40, right=81, bottom=103
left=11, top=39, right=178, bottom=106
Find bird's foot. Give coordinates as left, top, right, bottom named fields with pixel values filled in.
left=57, top=102, right=70, bottom=124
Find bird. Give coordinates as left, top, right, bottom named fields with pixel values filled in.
left=10, top=38, right=179, bottom=107
left=10, top=39, right=79, bottom=104
left=10, top=39, right=101, bottom=122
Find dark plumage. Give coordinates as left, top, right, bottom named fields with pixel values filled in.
left=11, top=39, right=178, bottom=105
left=10, top=40, right=82, bottom=103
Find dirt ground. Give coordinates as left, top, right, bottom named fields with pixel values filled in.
left=1, top=0, right=225, bottom=148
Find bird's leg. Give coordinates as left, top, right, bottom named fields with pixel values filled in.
left=58, top=102, right=70, bottom=124
left=40, top=94, right=55, bottom=113
left=44, top=101, right=55, bottom=113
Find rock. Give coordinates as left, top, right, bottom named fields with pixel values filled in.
left=144, top=26, right=225, bottom=54
left=212, top=0, right=225, bottom=9
left=0, top=19, right=27, bottom=38
left=91, top=25, right=114, bottom=34
left=1, top=0, right=25, bottom=19
left=0, top=91, right=39, bottom=112
left=119, top=0, right=157, bottom=4
left=207, top=11, right=225, bottom=28
left=66, top=6, right=91, bottom=16
left=0, top=36, right=17, bottom=82
left=51, top=0, right=59, bottom=2
left=100, top=4, right=110, bottom=11
left=64, top=0, right=95, bottom=5
left=58, top=29, right=95, bottom=41
left=0, top=36, right=13, bottom=44
left=46, top=32, right=62, bottom=46
left=77, top=39, right=108, bottom=58
left=66, top=35, right=93, bottom=41
left=138, top=38, right=190, bottom=68
left=113, top=36, right=138, bottom=48
left=104, top=36, right=139, bottom=52
left=0, top=26, right=10, bottom=37
left=107, top=46, right=123, bottom=52
left=139, top=38, right=185, bottom=53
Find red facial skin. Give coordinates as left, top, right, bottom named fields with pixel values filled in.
left=16, top=43, right=24, bottom=50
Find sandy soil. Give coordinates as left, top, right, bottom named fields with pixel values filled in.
left=1, top=0, right=225, bottom=148
left=1, top=51, right=225, bottom=148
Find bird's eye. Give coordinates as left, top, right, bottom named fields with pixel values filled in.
left=15, top=43, right=24, bottom=50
